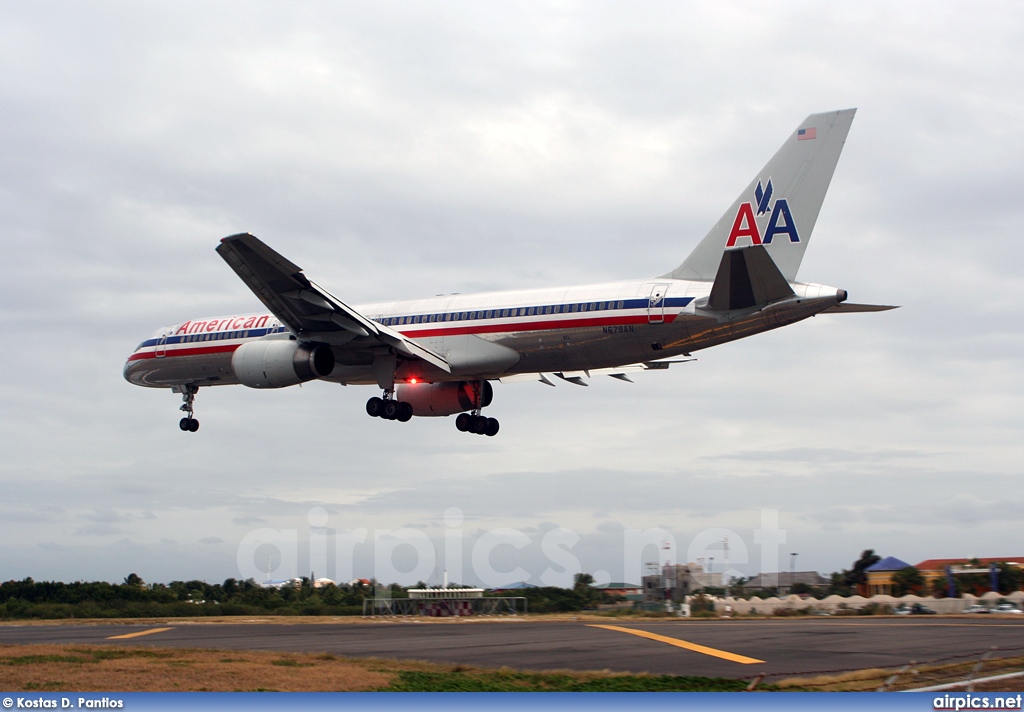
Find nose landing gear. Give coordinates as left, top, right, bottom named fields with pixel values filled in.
left=177, top=384, right=200, bottom=432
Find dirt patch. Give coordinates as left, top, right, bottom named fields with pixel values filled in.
left=0, top=644, right=784, bottom=692
left=0, top=645, right=392, bottom=692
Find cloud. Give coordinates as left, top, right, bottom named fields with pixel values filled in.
left=0, top=2, right=1021, bottom=584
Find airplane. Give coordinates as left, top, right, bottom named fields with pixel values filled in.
left=124, top=108, right=894, bottom=437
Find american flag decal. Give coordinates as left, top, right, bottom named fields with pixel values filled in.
left=798, top=127, right=817, bottom=141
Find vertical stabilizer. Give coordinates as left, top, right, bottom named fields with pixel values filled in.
left=664, top=109, right=856, bottom=282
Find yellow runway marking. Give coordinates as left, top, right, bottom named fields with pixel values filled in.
left=106, top=627, right=172, bottom=640
left=588, top=624, right=764, bottom=664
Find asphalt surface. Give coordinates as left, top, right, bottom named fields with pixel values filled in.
left=1, top=617, right=1022, bottom=679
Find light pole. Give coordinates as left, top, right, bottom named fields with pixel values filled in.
left=709, top=557, right=714, bottom=590
left=789, top=552, right=798, bottom=594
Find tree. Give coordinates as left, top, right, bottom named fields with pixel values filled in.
left=790, top=582, right=813, bottom=596
left=891, top=567, right=925, bottom=596
left=996, top=563, right=1024, bottom=594
left=573, top=573, right=594, bottom=591
left=123, top=573, right=144, bottom=587
left=842, top=550, right=881, bottom=589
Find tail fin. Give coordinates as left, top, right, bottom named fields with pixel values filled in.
left=663, top=109, right=856, bottom=282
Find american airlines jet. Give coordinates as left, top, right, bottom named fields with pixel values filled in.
left=125, top=109, right=893, bottom=436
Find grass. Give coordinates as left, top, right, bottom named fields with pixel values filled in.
left=0, top=644, right=782, bottom=692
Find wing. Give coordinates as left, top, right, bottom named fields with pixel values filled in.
left=215, top=233, right=451, bottom=374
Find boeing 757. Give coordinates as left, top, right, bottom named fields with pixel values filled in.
left=124, top=108, right=894, bottom=436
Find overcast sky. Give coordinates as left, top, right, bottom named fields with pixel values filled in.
left=2, top=2, right=1022, bottom=588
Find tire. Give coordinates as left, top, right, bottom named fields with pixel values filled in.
left=365, top=397, right=384, bottom=417
left=484, top=417, right=499, bottom=437
left=470, top=415, right=488, bottom=434
left=188, top=418, right=200, bottom=432
left=179, top=418, right=191, bottom=431
left=397, top=402, right=413, bottom=422
left=382, top=400, right=400, bottom=420
left=455, top=413, right=471, bottom=432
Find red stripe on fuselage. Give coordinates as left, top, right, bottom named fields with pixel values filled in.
left=397, top=313, right=671, bottom=338
left=127, top=313, right=673, bottom=362
left=127, top=344, right=240, bottom=362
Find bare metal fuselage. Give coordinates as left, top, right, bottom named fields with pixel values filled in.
left=124, top=277, right=844, bottom=389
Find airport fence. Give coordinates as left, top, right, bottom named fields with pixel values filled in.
left=362, top=596, right=527, bottom=617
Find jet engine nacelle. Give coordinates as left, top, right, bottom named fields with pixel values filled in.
left=232, top=339, right=335, bottom=389
left=396, top=381, right=493, bottom=417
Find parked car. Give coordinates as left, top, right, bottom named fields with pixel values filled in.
left=895, top=603, right=937, bottom=615
left=963, top=604, right=990, bottom=614
left=992, top=603, right=1023, bottom=614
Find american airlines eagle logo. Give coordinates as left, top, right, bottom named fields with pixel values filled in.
left=725, top=178, right=800, bottom=247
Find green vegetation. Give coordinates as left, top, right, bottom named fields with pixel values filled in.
left=891, top=566, right=926, bottom=596
left=0, top=573, right=621, bottom=620
left=0, top=575, right=379, bottom=620
left=0, top=648, right=172, bottom=665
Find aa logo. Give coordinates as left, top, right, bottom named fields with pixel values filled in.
left=725, top=179, right=800, bottom=247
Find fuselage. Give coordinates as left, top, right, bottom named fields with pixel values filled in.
left=124, top=276, right=845, bottom=389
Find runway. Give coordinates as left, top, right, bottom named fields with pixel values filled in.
left=1, top=617, right=1022, bottom=679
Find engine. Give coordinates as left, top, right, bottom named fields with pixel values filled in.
left=231, top=339, right=335, bottom=389
left=396, top=380, right=493, bottom=417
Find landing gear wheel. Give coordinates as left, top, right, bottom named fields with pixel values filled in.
left=470, top=415, right=488, bottom=434
left=188, top=418, right=199, bottom=432
left=397, top=402, right=413, bottom=422
left=455, top=413, right=471, bottom=432
left=382, top=400, right=400, bottom=420
left=484, top=417, right=499, bottom=437
left=179, top=418, right=191, bottom=431
left=366, top=397, right=384, bottom=417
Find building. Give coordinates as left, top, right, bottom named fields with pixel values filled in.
left=863, top=556, right=913, bottom=596
left=590, top=582, right=641, bottom=598
left=643, top=563, right=706, bottom=603
left=407, top=587, right=484, bottom=599
left=915, top=557, right=1024, bottom=593
left=744, top=571, right=830, bottom=595
left=865, top=556, right=1024, bottom=596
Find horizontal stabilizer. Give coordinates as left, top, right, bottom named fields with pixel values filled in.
left=820, top=303, right=899, bottom=313
left=707, top=245, right=794, bottom=311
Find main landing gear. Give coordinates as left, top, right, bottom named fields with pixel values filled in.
left=366, top=394, right=413, bottom=422
left=454, top=380, right=498, bottom=436
left=455, top=413, right=499, bottom=437
left=177, top=384, right=199, bottom=432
